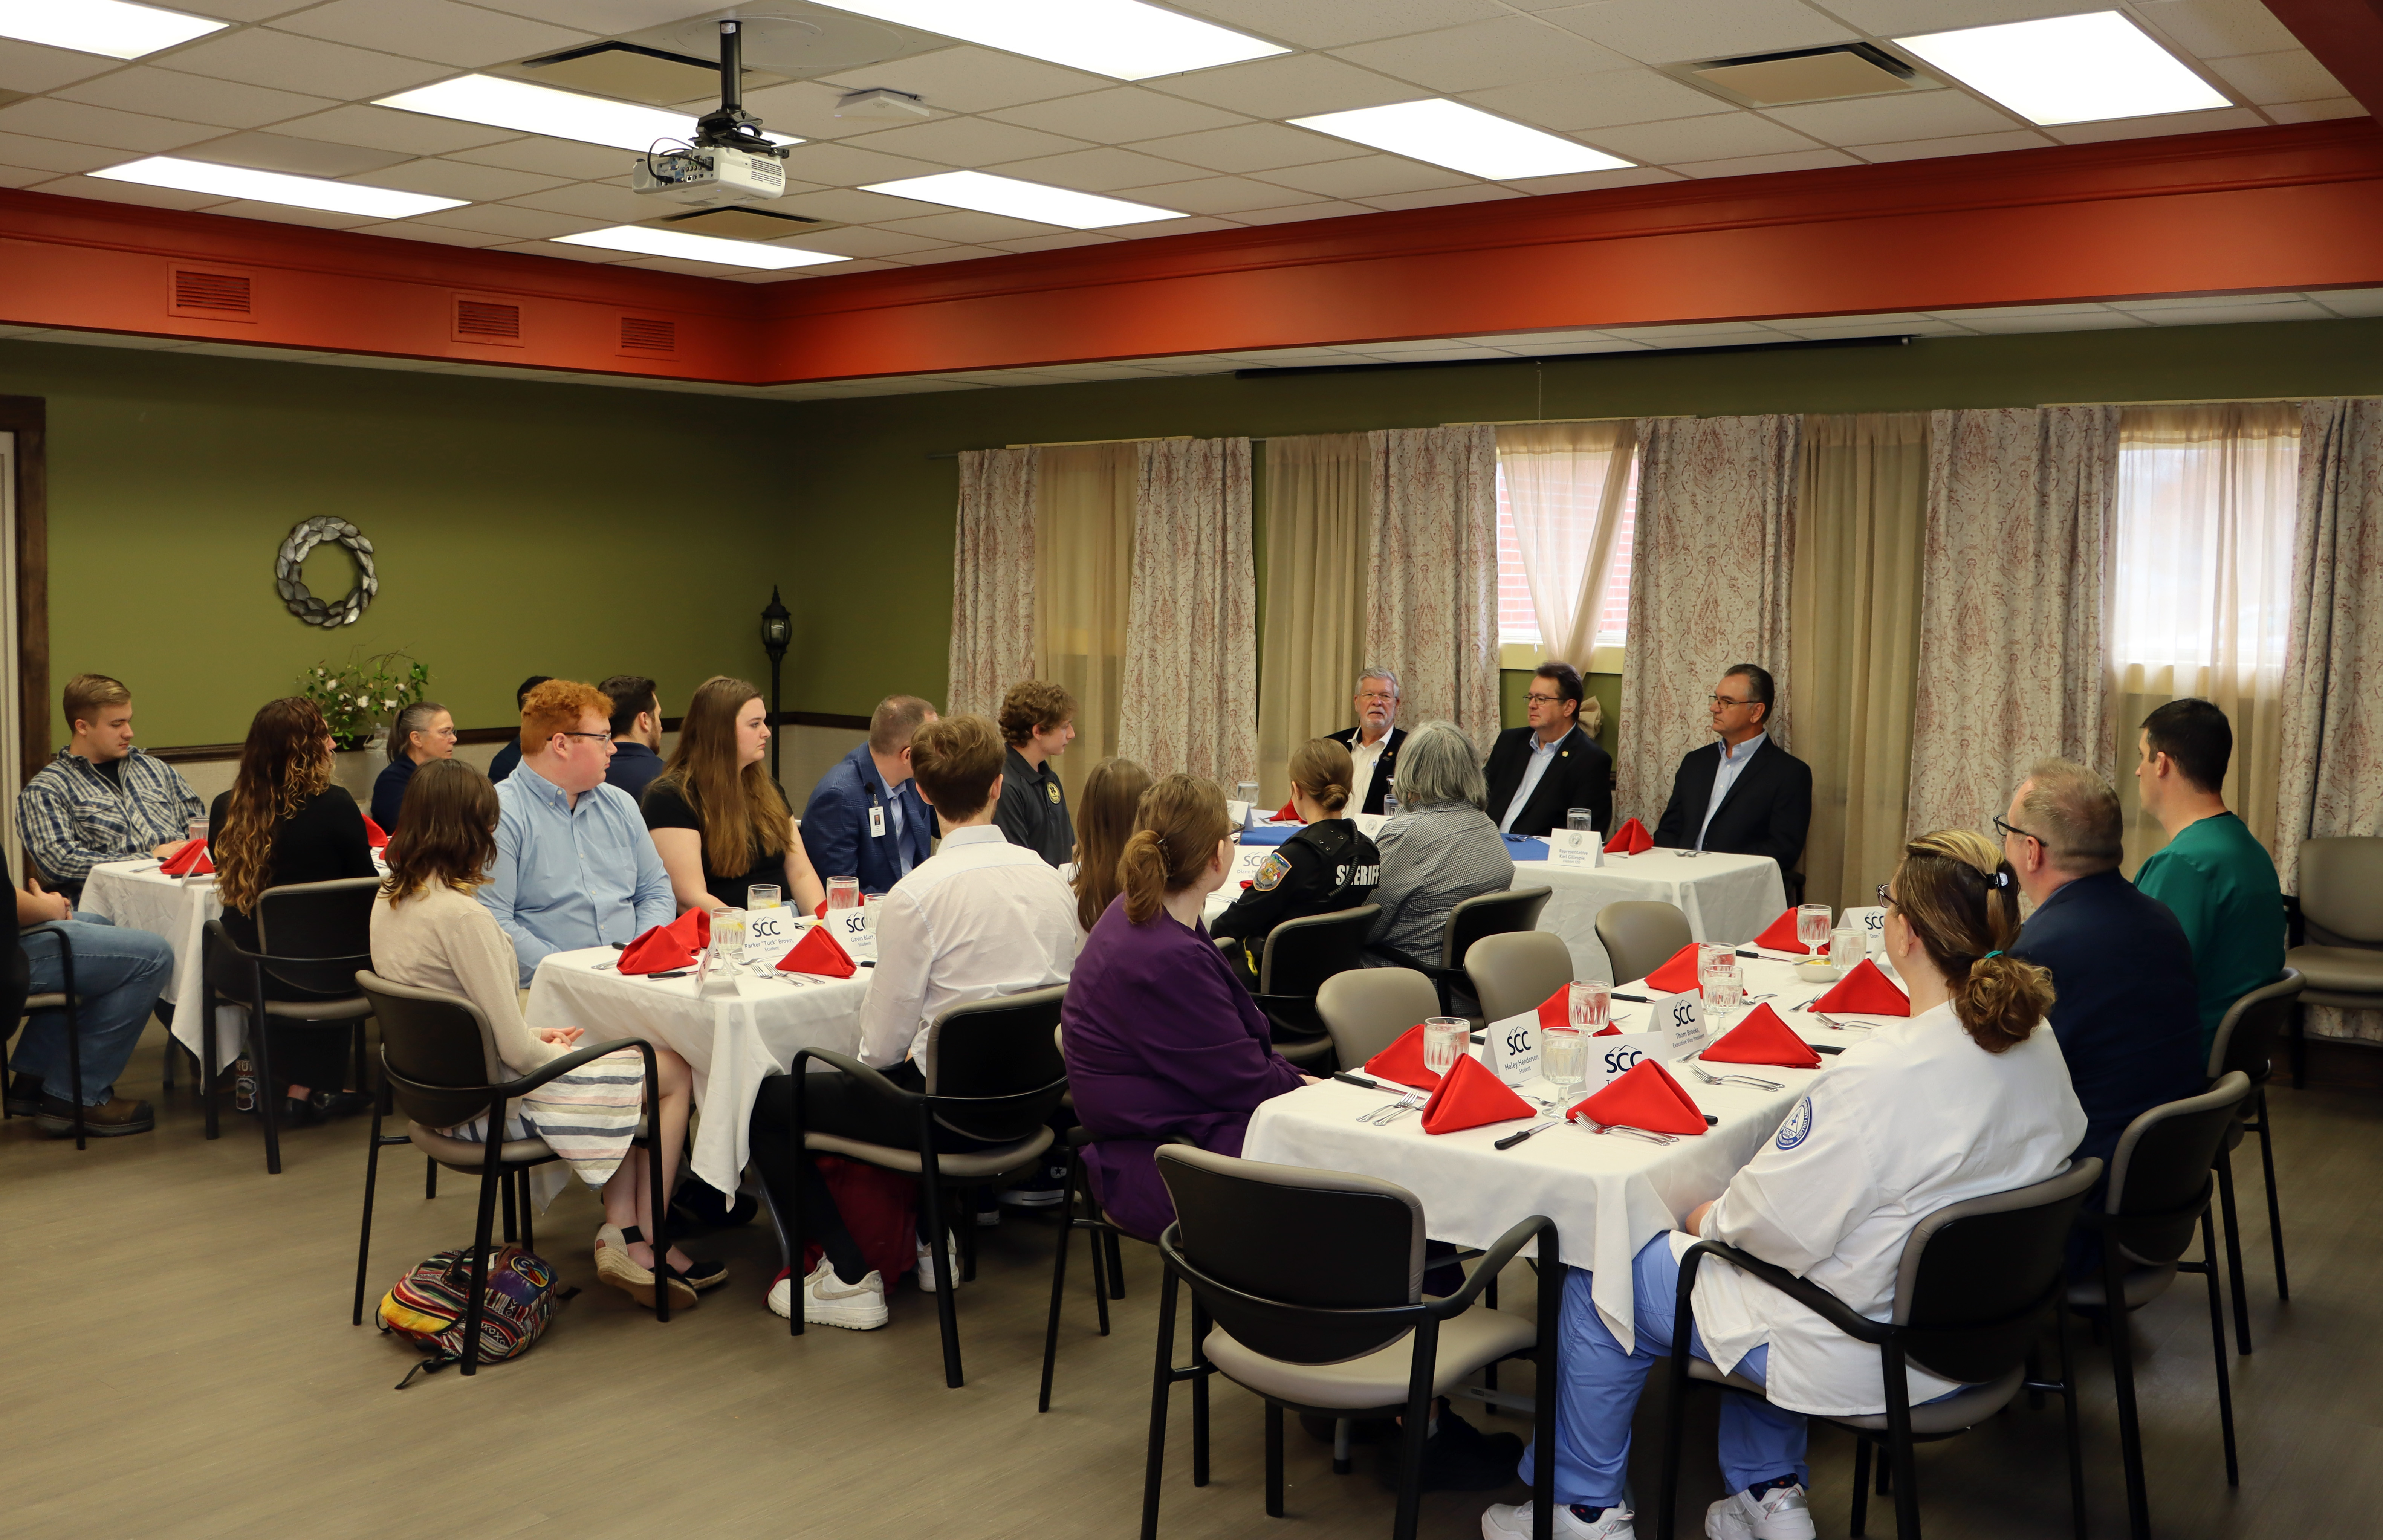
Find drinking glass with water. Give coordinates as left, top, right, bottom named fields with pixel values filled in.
left=1423, top=1017, right=1467, bottom=1076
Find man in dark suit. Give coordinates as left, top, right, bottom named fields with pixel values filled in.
left=1484, top=660, right=1611, bottom=838
left=1325, top=666, right=1407, bottom=817
left=1650, top=663, right=1812, bottom=872
left=801, top=695, right=938, bottom=896
left=2003, top=759, right=2205, bottom=1182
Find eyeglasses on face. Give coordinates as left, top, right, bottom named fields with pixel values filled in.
left=560, top=730, right=614, bottom=745
left=1709, top=694, right=1753, bottom=709
left=1524, top=692, right=1565, bottom=705
left=1357, top=692, right=1396, bottom=704
left=1992, top=814, right=2042, bottom=847
left=1876, top=882, right=1895, bottom=911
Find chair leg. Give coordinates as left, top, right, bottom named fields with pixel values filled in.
left=1038, top=1153, right=1077, bottom=1413
left=958, top=1189, right=979, bottom=1283
left=1333, top=1418, right=1352, bottom=1476
left=425, top=1155, right=437, bottom=1200
left=1656, top=1311, right=1693, bottom=1540
left=251, top=1004, right=283, bottom=1175
left=518, top=1169, right=536, bottom=1256
left=2103, top=1247, right=2152, bottom=1540
left=920, top=1172, right=963, bottom=1387
left=161, top=1029, right=175, bottom=1091
left=1391, top=1337, right=1436, bottom=1540
left=462, top=1146, right=503, bottom=1376
left=2257, top=1088, right=2289, bottom=1300
left=2201, top=1206, right=2239, bottom=1486
left=500, top=1165, right=519, bottom=1244
left=1880, top=1351, right=1921, bottom=1540
left=2215, top=1152, right=2252, bottom=1354
left=2289, top=1001, right=2305, bottom=1089
left=203, top=1010, right=218, bottom=1141
left=1105, top=1227, right=1127, bottom=1299
left=353, top=1095, right=386, bottom=1325
left=2055, top=1306, right=2088, bottom=1540
left=1140, top=1263, right=1179, bottom=1540
left=1264, top=1401, right=1286, bottom=1519
left=1190, top=1295, right=1213, bottom=1488
left=1849, top=1438, right=1872, bottom=1538
left=65, top=987, right=87, bottom=1152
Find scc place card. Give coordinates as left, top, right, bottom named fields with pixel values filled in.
left=1547, top=829, right=1603, bottom=869
left=1652, top=990, right=1708, bottom=1057
left=1483, top=1010, right=1541, bottom=1085
left=1584, top=1031, right=1666, bottom=1088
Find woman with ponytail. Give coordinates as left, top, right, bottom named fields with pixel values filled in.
left=1060, top=773, right=1315, bottom=1241
left=1211, top=737, right=1380, bottom=981
left=1488, top=830, right=2089, bottom=1540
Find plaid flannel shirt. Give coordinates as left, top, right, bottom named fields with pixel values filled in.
left=18, top=747, right=204, bottom=886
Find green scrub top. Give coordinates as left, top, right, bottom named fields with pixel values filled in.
left=2134, top=811, right=2286, bottom=1059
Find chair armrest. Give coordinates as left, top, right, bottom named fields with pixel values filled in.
left=1066, top=1126, right=1194, bottom=1150
left=250, top=949, right=374, bottom=970
left=1426, top=1214, right=1556, bottom=1318
left=791, top=1046, right=921, bottom=1117
left=494, top=1036, right=657, bottom=1097
left=2284, top=894, right=2304, bottom=948
left=1677, top=1239, right=1888, bottom=1345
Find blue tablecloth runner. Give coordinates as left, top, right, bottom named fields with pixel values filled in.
left=1503, top=833, right=1550, bottom=861
left=1243, top=823, right=1549, bottom=859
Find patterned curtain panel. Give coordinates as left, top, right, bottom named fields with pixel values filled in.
left=1255, top=433, right=1369, bottom=805
left=1905, top=407, right=2119, bottom=842
left=947, top=447, right=1038, bottom=719
left=1616, top=415, right=1799, bottom=830
left=1365, top=426, right=1500, bottom=756
left=1120, top=438, right=1258, bottom=785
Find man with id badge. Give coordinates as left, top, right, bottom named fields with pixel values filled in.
left=802, top=695, right=937, bottom=897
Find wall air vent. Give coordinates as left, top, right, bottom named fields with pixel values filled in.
left=170, top=269, right=254, bottom=321
left=1685, top=43, right=1923, bottom=107
left=619, top=317, right=677, bottom=355
left=452, top=296, right=522, bottom=345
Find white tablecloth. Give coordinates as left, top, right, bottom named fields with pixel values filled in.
left=524, top=942, right=873, bottom=1195
left=1519, top=849, right=1788, bottom=982
left=78, top=858, right=249, bottom=1072
left=1244, top=955, right=1898, bottom=1351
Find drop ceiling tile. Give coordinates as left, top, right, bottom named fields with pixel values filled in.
left=1116, top=354, right=1234, bottom=373
left=989, top=231, right=1124, bottom=253
left=1255, top=155, right=1478, bottom=200
left=772, top=185, right=946, bottom=222
left=445, top=137, right=621, bottom=179
left=986, top=145, right=1218, bottom=192
left=504, top=181, right=657, bottom=223
left=777, top=139, right=953, bottom=187
left=2310, top=289, right=2383, bottom=317
left=1149, top=53, right=1422, bottom=119
left=52, top=68, right=341, bottom=130
left=1109, top=174, right=1333, bottom=214
left=1950, top=311, right=2153, bottom=333
left=1500, top=165, right=1682, bottom=193
left=885, top=244, right=1010, bottom=264
left=1127, top=121, right=1370, bottom=174
left=734, top=81, right=885, bottom=141
left=839, top=117, right=1091, bottom=168
left=1113, top=213, right=1241, bottom=236
left=1332, top=16, right=1633, bottom=94
left=1538, top=0, right=1854, bottom=64
left=1033, top=362, right=1178, bottom=379
left=471, top=0, right=745, bottom=28
left=413, top=203, right=605, bottom=239
left=1930, top=303, right=2122, bottom=319
left=362, top=157, right=572, bottom=202
left=1602, top=321, right=1793, bottom=341
left=157, top=30, right=450, bottom=100
left=0, top=39, right=121, bottom=94
left=1588, top=114, right=1820, bottom=165
left=1458, top=68, right=1734, bottom=133
left=0, top=99, right=222, bottom=154
left=1672, top=147, right=1862, bottom=178
left=1851, top=129, right=2055, bottom=163
left=2105, top=292, right=2309, bottom=310
left=877, top=210, right=1065, bottom=241
left=350, top=220, right=513, bottom=247
left=1473, top=327, right=1619, bottom=344
left=2265, top=97, right=2366, bottom=124
left=1227, top=199, right=1377, bottom=225
left=614, top=254, right=771, bottom=277
left=817, top=47, right=1111, bottom=115
left=1819, top=0, right=2093, bottom=30
left=2124, top=299, right=2340, bottom=324
left=1763, top=89, right=2019, bottom=145
left=183, top=131, right=413, bottom=176
left=271, top=104, right=524, bottom=155
left=0, top=162, right=50, bottom=188
left=770, top=225, right=958, bottom=258
left=1515, top=338, right=1655, bottom=354
left=983, top=87, right=1250, bottom=141
left=1357, top=184, right=1524, bottom=211
left=1171, top=0, right=1503, bottom=49
left=0, top=130, right=133, bottom=175
left=2204, top=50, right=2348, bottom=105
left=272, top=0, right=595, bottom=68
left=2045, top=107, right=2264, bottom=145
left=489, top=238, right=633, bottom=264
left=206, top=200, right=382, bottom=230
left=2131, top=0, right=2304, bottom=60
left=1767, top=317, right=1976, bottom=338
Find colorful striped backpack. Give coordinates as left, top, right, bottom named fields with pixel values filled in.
left=377, top=1245, right=574, bottom=1388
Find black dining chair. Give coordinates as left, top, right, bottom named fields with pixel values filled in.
left=8, top=924, right=91, bottom=1149
left=2205, top=969, right=2301, bottom=1354
left=203, top=875, right=379, bottom=1173
left=1242, top=903, right=1379, bottom=1068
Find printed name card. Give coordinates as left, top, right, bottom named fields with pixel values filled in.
left=1483, top=1011, right=1541, bottom=1086
left=1586, top=1031, right=1665, bottom=1088
left=1229, top=845, right=1270, bottom=883
left=1653, top=990, right=1707, bottom=1057
left=823, top=906, right=873, bottom=948
left=742, top=905, right=799, bottom=964
left=1353, top=813, right=1388, bottom=840
left=1225, top=799, right=1252, bottom=830
left=1841, top=906, right=1886, bottom=953
left=1547, top=829, right=1603, bottom=869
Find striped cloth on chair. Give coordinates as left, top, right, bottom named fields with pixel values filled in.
left=443, top=1047, right=647, bottom=1209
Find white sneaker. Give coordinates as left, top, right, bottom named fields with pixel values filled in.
left=1705, top=1483, right=1814, bottom=1540
left=913, top=1231, right=961, bottom=1292
left=1482, top=1500, right=1634, bottom=1539
left=766, top=1260, right=888, bottom=1330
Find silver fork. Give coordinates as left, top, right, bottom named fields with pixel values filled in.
left=1686, top=1060, right=1782, bottom=1092
left=1582, top=1120, right=1678, bottom=1145
left=1358, top=1093, right=1423, bottom=1125
left=1810, top=1013, right=1871, bottom=1032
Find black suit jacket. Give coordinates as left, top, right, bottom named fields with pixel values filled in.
left=1325, top=726, right=1406, bottom=816
left=1650, top=736, right=1812, bottom=871
left=1482, top=726, right=1611, bottom=839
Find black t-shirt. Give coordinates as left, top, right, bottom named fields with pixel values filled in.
left=641, top=779, right=783, bottom=911
left=95, top=756, right=122, bottom=786
left=206, top=785, right=379, bottom=955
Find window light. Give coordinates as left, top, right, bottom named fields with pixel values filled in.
left=0, top=0, right=224, bottom=60
left=1894, top=12, right=2229, bottom=126
left=1288, top=99, right=1631, bottom=181
left=810, top=0, right=1284, bottom=81
left=376, top=75, right=800, bottom=155
left=551, top=226, right=851, bottom=270
left=861, top=170, right=1181, bottom=229
left=92, top=157, right=466, bottom=219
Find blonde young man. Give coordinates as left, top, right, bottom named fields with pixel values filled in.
left=18, top=673, right=204, bottom=894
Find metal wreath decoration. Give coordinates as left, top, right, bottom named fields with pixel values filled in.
left=276, top=516, right=378, bottom=628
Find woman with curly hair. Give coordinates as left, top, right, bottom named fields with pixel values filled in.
left=642, top=676, right=824, bottom=915
left=208, top=696, right=378, bottom=1123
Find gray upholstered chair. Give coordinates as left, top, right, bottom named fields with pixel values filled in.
left=2206, top=969, right=2302, bottom=1354
left=2285, top=836, right=2383, bottom=1085
left=1315, top=967, right=1439, bottom=1070
left=1595, top=899, right=1692, bottom=986
left=1465, top=929, right=1574, bottom=1023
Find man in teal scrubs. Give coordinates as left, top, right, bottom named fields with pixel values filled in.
left=2132, top=698, right=2286, bottom=1059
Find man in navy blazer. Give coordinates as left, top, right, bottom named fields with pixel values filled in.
left=800, top=695, right=937, bottom=897
left=1649, top=664, right=1812, bottom=872
left=1483, top=660, right=1612, bottom=838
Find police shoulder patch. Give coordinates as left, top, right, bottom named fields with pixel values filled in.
left=1252, top=852, right=1291, bottom=891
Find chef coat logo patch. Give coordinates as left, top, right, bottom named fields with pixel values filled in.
left=1253, top=852, right=1290, bottom=891
left=1776, top=1096, right=1813, bottom=1150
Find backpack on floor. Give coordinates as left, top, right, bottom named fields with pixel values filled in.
left=376, top=1244, right=575, bottom=1388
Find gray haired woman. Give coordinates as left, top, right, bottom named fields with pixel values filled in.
left=1367, top=720, right=1515, bottom=967
left=371, top=700, right=454, bottom=832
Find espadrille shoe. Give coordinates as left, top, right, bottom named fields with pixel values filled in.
left=595, top=1224, right=697, bottom=1311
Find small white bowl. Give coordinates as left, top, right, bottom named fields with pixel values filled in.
left=1794, top=959, right=1843, bottom=985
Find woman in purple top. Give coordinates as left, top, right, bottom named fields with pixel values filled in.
left=1063, top=773, right=1315, bottom=1241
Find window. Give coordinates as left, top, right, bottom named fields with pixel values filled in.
left=1492, top=450, right=1638, bottom=649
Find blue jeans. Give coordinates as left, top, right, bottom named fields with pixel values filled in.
left=1520, top=1236, right=1810, bottom=1511
left=13, top=915, right=174, bottom=1106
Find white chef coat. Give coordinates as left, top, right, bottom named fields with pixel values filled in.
left=1672, top=1000, right=2087, bottom=1417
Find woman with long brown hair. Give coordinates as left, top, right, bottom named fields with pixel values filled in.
left=208, top=696, right=378, bottom=1124
left=643, top=676, right=825, bottom=915
left=1069, top=756, right=1150, bottom=934
left=371, top=759, right=716, bottom=1308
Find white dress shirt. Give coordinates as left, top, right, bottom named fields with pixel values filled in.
left=1697, top=732, right=1769, bottom=852
left=1497, top=732, right=1563, bottom=834
left=1348, top=732, right=1390, bottom=813
left=856, top=823, right=1081, bottom=1068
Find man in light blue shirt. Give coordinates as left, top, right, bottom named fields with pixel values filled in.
left=1701, top=730, right=1768, bottom=851
left=1651, top=665, right=1811, bottom=874
left=479, top=678, right=676, bottom=984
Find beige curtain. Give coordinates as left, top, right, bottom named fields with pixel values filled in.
left=1495, top=420, right=1638, bottom=665
left=1120, top=438, right=1258, bottom=785
left=2111, top=405, right=2299, bottom=870
left=1790, top=413, right=1928, bottom=912
left=1365, top=426, right=1501, bottom=755
left=1035, top=443, right=1136, bottom=805
left=1616, top=415, right=1799, bottom=828
left=1255, top=433, right=1368, bottom=804
left=948, top=447, right=1038, bottom=718
left=1906, top=408, right=2119, bottom=840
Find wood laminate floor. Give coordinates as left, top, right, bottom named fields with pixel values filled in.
left=4, top=1021, right=2377, bottom=1540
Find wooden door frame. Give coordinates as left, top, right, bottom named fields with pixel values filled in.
left=0, top=395, right=46, bottom=789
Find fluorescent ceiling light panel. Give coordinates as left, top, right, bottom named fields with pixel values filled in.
left=1288, top=99, right=1631, bottom=181
left=92, top=156, right=465, bottom=218
left=812, top=0, right=1284, bottom=80
left=552, top=225, right=850, bottom=270
left=375, top=75, right=799, bottom=155
left=1894, top=11, right=2229, bottom=126
left=862, top=170, right=1181, bottom=229
left=0, top=0, right=224, bottom=59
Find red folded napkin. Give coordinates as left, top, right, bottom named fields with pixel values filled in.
left=1701, top=1003, right=1822, bottom=1069
left=1593, top=1023, right=1622, bottom=1037
left=1420, top=1053, right=1535, bottom=1135
left=1750, top=909, right=1813, bottom=955
left=1570, top=1058, right=1707, bottom=1136
left=160, top=840, right=213, bottom=877
left=813, top=899, right=828, bottom=919
left=1642, top=943, right=1704, bottom=995
left=1809, top=957, right=1911, bottom=1016
left=619, top=909, right=710, bottom=975
left=1604, top=817, right=1654, bottom=855
left=1535, top=984, right=1571, bottom=1033
left=1363, top=1024, right=1443, bottom=1091
left=1274, top=798, right=1301, bottom=823
left=362, top=815, right=390, bottom=849
left=778, top=923, right=857, bottom=979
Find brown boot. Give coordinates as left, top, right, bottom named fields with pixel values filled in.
left=35, top=1094, right=155, bottom=1138
left=4, top=1073, right=41, bottom=1117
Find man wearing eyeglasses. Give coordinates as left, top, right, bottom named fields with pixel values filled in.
left=1484, top=661, right=1611, bottom=839
left=1326, top=667, right=1408, bottom=817
left=480, top=678, right=676, bottom=985
left=1650, top=665, right=1812, bottom=878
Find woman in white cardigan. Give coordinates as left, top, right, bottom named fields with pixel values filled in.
left=370, top=758, right=718, bottom=1310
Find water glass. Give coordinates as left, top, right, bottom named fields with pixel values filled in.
left=713, top=909, right=747, bottom=963
left=1831, top=924, right=1861, bottom=966
left=1567, top=979, right=1611, bottom=1032
left=186, top=818, right=209, bottom=848
left=746, top=884, right=781, bottom=911
left=1796, top=903, right=1832, bottom=953
left=1422, top=1017, right=1467, bottom=1076
left=1699, top=943, right=1733, bottom=981
left=1566, top=808, right=1596, bottom=833
left=1542, top=1025, right=1587, bottom=1099
left=1382, top=794, right=1400, bottom=819
left=826, top=876, right=861, bottom=912
left=1706, top=959, right=1744, bottom=1012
